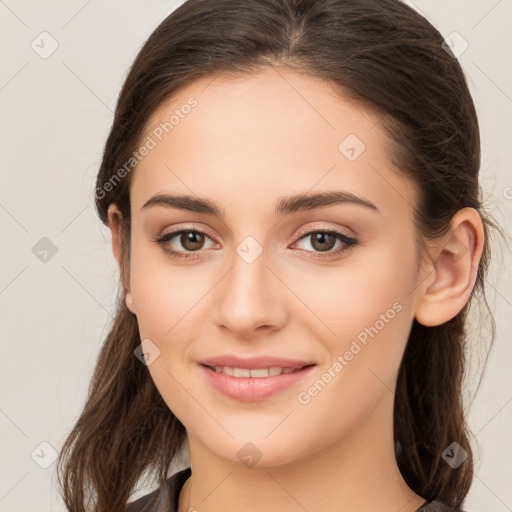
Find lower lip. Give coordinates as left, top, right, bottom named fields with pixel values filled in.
left=199, top=364, right=316, bottom=401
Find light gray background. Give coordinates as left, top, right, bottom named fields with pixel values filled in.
left=0, top=1, right=511, bottom=511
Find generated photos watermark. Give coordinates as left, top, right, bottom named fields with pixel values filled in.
left=297, top=301, right=403, bottom=405
left=95, top=96, right=198, bottom=200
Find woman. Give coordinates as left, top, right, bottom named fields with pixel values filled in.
left=57, top=1, right=502, bottom=511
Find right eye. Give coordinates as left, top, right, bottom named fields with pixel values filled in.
left=152, top=228, right=218, bottom=260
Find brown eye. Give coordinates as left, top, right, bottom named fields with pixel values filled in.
left=309, top=232, right=337, bottom=252
left=291, top=228, right=359, bottom=260
left=180, top=231, right=206, bottom=251
left=153, top=228, right=217, bottom=260
left=154, top=226, right=358, bottom=262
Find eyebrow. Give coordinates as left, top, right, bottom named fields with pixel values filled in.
left=141, top=191, right=379, bottom=217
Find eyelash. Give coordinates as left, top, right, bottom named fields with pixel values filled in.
left=152, top=226, right=359, bottom=261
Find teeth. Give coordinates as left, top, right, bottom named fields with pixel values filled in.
left=212, top=365, right=302, bottom=377
left=249, top=368, right=268, bottom=377
left=234, top=367, right=250, bottom=377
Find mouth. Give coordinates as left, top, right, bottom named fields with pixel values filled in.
left=201, top=363, right=314, bottom=378
left=198, top=362, right=317, bottom=401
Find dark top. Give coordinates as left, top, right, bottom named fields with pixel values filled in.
left=125, top=467, right=464, bottom=512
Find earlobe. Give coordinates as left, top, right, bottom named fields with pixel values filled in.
left=125, top=291, right=136, bottom=315
left=414, top=208, right=484, bottom=327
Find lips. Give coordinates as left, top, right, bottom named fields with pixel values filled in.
left=198, top=355, right=317, bottom=401
left=208, top=366, right=303, bottom=378
left=199, top=355, right=314, bottom=370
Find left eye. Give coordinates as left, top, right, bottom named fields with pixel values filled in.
left=292, top=230, right=357, bottom=255
left=153, top=228, right=359, bottom=260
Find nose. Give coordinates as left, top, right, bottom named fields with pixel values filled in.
left=212, top=241, right=287, bottom=341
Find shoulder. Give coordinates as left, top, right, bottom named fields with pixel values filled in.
left=125, top=467, right=192, bottom=512
left=417, top=499, right=465, bottom=512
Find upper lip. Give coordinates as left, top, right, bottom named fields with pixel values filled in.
left=199, top=355, right=315, bottom=370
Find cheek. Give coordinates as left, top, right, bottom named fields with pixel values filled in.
left=306, top=238, right=416, bottom=338
left=311, top=235, right=418, bottom=382
left=291, top=247, right=417, bottom=440
left=128, top=244, right=208, bottom=423
left=128, top=238, right=211, bottom=340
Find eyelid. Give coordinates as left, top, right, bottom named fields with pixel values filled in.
left=158, top=223, right=219, bottom=242
left=293, top=222, right=354, bottom=241
left=153, top=221, right=358, bottom=260
left=156, top=222, right=353, bottom=245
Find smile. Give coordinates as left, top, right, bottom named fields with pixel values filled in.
left=199, top=363, right=316, bottom=401
left=206, top=365, right=307, bottom=377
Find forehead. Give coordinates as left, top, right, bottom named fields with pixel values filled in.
left=130, top=67, right=417, bottom=222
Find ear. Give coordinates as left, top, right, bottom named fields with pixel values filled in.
left=414, top=207, right=485, bottom=327
left=107, top=203, right=136, bottom=315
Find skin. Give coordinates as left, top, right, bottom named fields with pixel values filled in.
left=108, top=66, right=484, bottom=512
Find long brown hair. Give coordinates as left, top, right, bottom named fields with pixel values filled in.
left=56, top=1, right=504, bottom=510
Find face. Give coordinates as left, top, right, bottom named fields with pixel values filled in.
left=116, top=67, right=427, bottom=467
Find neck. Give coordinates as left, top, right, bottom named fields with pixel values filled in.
left=178, top=393, right=426, bottom=512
